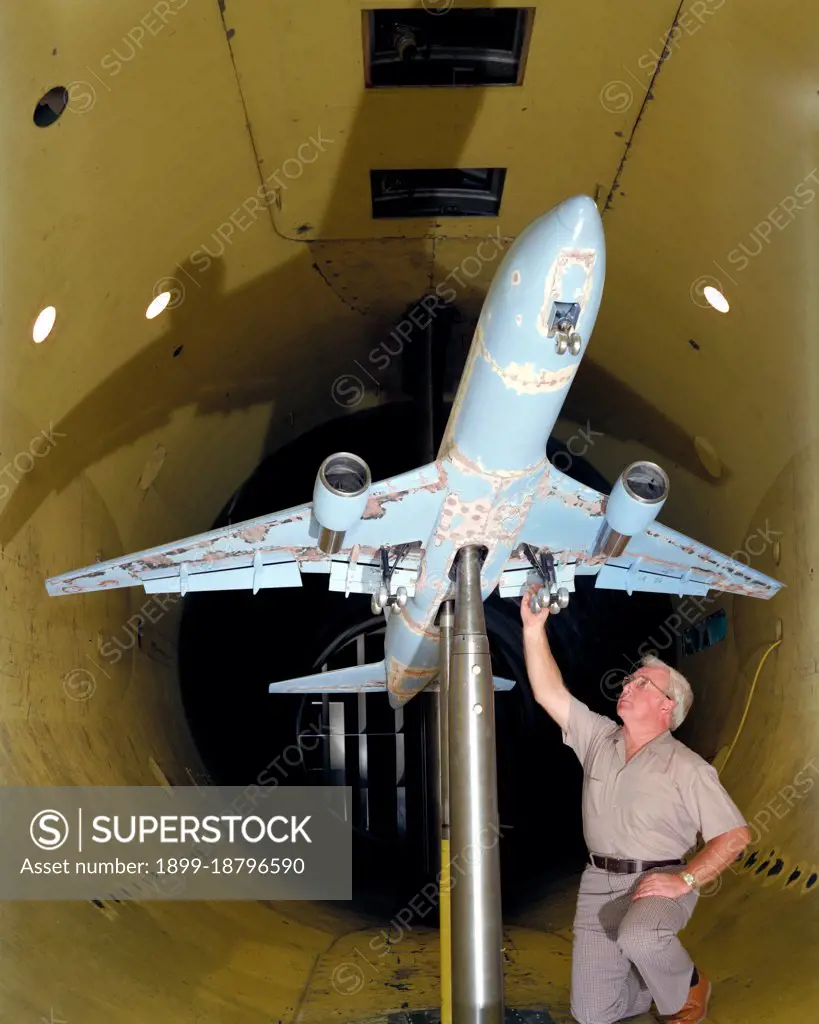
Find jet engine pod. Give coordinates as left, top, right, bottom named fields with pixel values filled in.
left=312, top=452, right=372, bottom=554
left=593, top=461, right=670, bottom=558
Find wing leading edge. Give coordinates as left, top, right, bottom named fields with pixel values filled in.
left=45, top=462, right=446, bottom=597
left=500, top=463, right=784, bottom=602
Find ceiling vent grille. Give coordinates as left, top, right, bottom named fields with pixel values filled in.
left=363, top=8, right=534, bottom=88
left=370, top=168, right=507, bottom=218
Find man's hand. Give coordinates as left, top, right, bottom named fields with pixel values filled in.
left=519, top=585, right=571, bottom=728
left=632, top=872, right=691, bottom=901
left=520, top=584, right=549, bottom=632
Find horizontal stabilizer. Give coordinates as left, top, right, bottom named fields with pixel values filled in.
left=268, top=661, right=516, bottom=694
left=269, top=661, right=389, bottom=693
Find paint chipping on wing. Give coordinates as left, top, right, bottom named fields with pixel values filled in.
left=646, top=528, right=707, bottom=560
left=542, top=548, right=605, bottom=566
left=557, top=489, right=604, bottom=516
left=567, top=545, right=778, bottom=598
left=537, top=479, right=603, bottom=516
left=240, top=524, right=268, bottom=544
left=48, top=542, right=395, bottom=594
left=642, top=527, right=779, bottom=593
left=364, top=495, right=389, bottom=520
left=47, top=506, right=320, bottom=590
left=362, top=468, right=448, bottom=520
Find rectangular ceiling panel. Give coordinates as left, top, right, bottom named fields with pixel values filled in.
left=222, top=0, right=680, bottom=240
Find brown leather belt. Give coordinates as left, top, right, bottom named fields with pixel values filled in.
left=590, top=854, right=684, bottom=874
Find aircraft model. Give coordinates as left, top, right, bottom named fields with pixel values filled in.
left=45, top=195, right=784, bottom=708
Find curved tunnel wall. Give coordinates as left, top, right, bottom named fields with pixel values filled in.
left=2, top=0, right=817, bottom=1021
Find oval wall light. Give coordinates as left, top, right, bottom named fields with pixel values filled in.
left=145, top=292, right=171, bottom=320
left=32, top=306, right=57, bottom=343
left=703, top=285, right=729, bottom=313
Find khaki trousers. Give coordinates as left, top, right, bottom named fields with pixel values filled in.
left=570, top=864, right=700, bottom=1024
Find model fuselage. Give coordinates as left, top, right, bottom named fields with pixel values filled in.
left=383, top=195, right=606, bottom=705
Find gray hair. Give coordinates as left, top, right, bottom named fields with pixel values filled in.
left=641, top=654, right=693, bottom=730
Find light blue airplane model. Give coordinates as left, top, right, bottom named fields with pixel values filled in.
left=45, top=195, right=784, bottom=707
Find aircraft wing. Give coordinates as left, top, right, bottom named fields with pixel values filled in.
left=498, top=463, right=783, bottom=602
left=45, top=462, right=446, bottom=597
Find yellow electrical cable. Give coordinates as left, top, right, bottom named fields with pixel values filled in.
left=718, top=637, right=781, bottom=775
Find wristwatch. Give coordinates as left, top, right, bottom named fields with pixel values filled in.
left=680, top=870, right=698, bottom=890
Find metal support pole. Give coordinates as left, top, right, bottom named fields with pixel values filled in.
left=438, top=599, right=454, bottom=1024
left=439, top=602, right=452, bottom=850
left=449, top=546, right=504, bottom=1024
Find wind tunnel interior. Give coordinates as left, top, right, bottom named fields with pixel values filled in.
left=4, top=0, right=817, bottom=1022
left=178, top=399, right=681, bottom=922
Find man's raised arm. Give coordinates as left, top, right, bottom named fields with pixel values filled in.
left=520, top=584, right=572, bottom=731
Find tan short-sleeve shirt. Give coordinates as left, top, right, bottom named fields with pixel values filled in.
left=562, top=695, right=748, bottom=860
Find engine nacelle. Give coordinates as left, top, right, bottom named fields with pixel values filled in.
left=312, top=452, right=372, bottom=554
left=593, top=460, right=669, bottom=558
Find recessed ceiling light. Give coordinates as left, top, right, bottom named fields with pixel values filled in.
left=145, top=292, right=171, bottom=320
left=703, top=286, right=729, bottom=313
left=32, top=306, right=56, bottom=343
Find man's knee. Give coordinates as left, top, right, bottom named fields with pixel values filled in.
left=617, top=890, right=690, bottom=967
left=617, top=916, right=664, bottom=964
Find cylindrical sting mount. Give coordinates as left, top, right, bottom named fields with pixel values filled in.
left=449, top=546, right=504, bottom=1024
left=593, top=460, right=670, bottom=558
left=311, top=452, right=371, bottom=555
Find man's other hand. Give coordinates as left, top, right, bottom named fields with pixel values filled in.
left=632, top=872, right=691, bottom=901
left=520, top=584, right=550, bottom=631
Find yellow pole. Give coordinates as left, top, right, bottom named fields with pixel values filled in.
left=441, top=836, right=452, bottom=1024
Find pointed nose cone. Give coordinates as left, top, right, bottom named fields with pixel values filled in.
left=556, top=193, right=601, bottom=224
left=555, top=194, right=604, bottom=245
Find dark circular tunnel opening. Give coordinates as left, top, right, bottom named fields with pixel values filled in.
left=178, top=400, right=679, bottom=919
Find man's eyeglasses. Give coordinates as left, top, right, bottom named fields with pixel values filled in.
left=622, top=673, right=675, bottom=703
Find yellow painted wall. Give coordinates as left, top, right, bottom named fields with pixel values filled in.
left=1, top=0, right=815, bottom=1021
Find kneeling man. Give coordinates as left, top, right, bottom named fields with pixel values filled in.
left=521, top=586, right=751, bottom=1024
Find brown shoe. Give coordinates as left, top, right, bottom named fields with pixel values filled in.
left=664, top=969, right=711, bottom=1022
